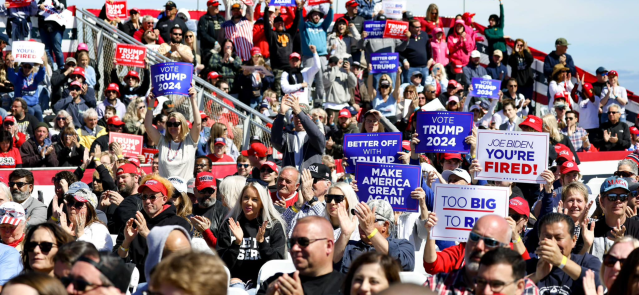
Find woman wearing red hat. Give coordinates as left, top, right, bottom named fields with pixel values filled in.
left=109, top=63, right=151, bottom=105
left=601, top=70, right=628, bottom=123
left=327, top=17, right=361, bottom=62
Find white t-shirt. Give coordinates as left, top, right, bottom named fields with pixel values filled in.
left=78, top=222, right=113, bottom=251
left=158, top=133, right=198, bottom=179
left=491, top=110, right=507, bottom=127
left=576, top=95, right=601, bottom=130
left=601, top=86, right=628, bottom=114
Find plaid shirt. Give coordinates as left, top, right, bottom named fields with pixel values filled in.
left=425, top=268, right=540, bottom=295
left=354, top=0, right=382, bottom=20
left=560, top=127, right=590, bottom=152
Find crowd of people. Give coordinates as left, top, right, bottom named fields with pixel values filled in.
left=0, top=0, right=636, bottom=294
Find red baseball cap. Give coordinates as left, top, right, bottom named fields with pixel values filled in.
left=105, top=83, right=120, bottom=96
left=138, top=179, right=169, bottom=196
left=195, top=172, right=217, bottom=191
left=608, top=70, right=618, bottom=77
left=554, top=92, right=566, bottom=100
left=338, top=109, right=352, bottom=119
left=72, top=67, right=85, bottom=78
left=128, top=157, right=141, bottom=168
left=509, top=197, right=530, bottom=218
left=448, top=79, right=461, bottom=89
left=208, top=71, right=220, bottom=80
left=560, top=160, right=580, bottom=175
left=116, top=163, right=139, bottom=176
left=554, top=144, right=574, bottom=162
left=214, top=137, right=226, bottom=146
left=3, top=116, right=15, bottom=124
left=200, top=111, right=209, bottom=120
left=631, top=126, right=639, bottom=135
left=443, top=153, right=462, bottom=161
left=451, top=61, right=464, bottom=74
left=70, top=80, right=82, bottom=88
left=207, top=0, right=220, bottom=6
left=289, top=52, right=301, bottom=60
left=251, top=47, right=262, bottom=56
left=107, top=116, right=125, bottom=126
left=519, top=115, right=542, bottom=132
left=582, top=83, right=594, bottom=98
left=402, top=140, right=411, bottom=151
left=345, top=0, right=359, bottom=7
left=261, top=161, right=279, bottom=174
left=241, top=143, right=268, bottom=158
left=124, top=71, right=140, bottom=81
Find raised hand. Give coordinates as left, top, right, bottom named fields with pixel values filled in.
left=609, top=218, right=626, bottom=242
left=134, top=211, right=150, bottom=238
left=229, top=218, right=244, bottom=245
left=540, top=170, right=554, bottom=193
left=124, top=218, right=139, bottom=242
left=583, top=270, right=605, bottom=295
left=337, top=202, right=356, bottom=236
left=256, top=220, right=268, bottom=243
left=191, top=216, right=212, bottom=233
left=424, top=212, right=437, bottom=233
left=603, top=130, right=611, bottom=142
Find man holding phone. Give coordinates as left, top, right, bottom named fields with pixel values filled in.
left=19, top=123, right=58, bottom=167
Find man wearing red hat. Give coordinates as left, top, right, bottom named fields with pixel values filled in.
left=198, top=0, right=225, bottom=57
left=342, top=0, right=364, bottom=34
left=281, top=45, right=321, bottom=105
left=52, top=81, right=90, bottom=129
left=109, top=68, right=151, bottom=106
left=87, top=116, right=125, bottom=155
left=51, top=57, right=78, bottom=106
left=326, top=108, right=359, bottom=159
left=242, top=142, right=268, bottom=178
left=3, top=116, right=26, bottom=148
left=192, top=171, right=228, bottom=239
left=220, top=2, right=255, bottom=62
left=96, top=83, right=126, bottom=120
left=61, top=67, right=97, bottom=108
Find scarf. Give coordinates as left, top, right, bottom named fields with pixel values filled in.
left=6, top=234, right=25, bottom=248
left=287, top=67, right=303, bottom=86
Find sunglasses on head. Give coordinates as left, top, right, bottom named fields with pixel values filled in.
left=141, top=194, right=161, bottom=201
left=61, top=276, right=106, bottom=293
left=0, top=208, right=24, bottom=218
left=325, top=194, right=344, bottom=204
left=198, top=188, right=215, bottom=195
left=287, top=237, right=328, bottom=248
left=167, top=122, right=180, bottom=128
left=606, top=193, right=629, bottom=202
left=9, top=181, right=28, bottom=188
left=468, top=232, right=505, bottom=248
left=603, top=254, right=625, bottom=267
left=237, top=163, right=250, bottom=168
left=26, top=241, right=56, bottom=253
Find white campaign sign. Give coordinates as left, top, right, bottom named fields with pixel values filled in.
left=430, top=184, right=509, bottom=242
left=12, top=41, right=45, bottom=64
left=474, top=130, right=549, bottom=184
left=381, top=0, right=406, bottom=20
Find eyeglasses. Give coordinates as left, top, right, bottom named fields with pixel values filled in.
left=186, top=35, right=194, bottom=38
left=603, top=254, right=626, bottom=267
left=105, top=90, right=117, bottom=95
left=380, top=85, right=390, bottom=89
left=474, top=277, right=516, bottom=293
left=260, top=167, right=274, bottom=174
left=9, top=181, right=29, bottom=188
left=221, top=87, right=230, bottom=91
left=69, top=87, right=82, bottom=92
left=172, top=33, right=183, bottom=36
left=22, top=64, right=33, bottom=69
left=325, top=194, right=344, bottom=204
left=25, top=241, right=56, bottom=253
left=287, top=237, right=328, bottom=248
left=615, top=170, right=635, bottom=178
left=606, top=193, right=629, bottom=202
left=468, top=232, right=505, bottom=248
left=66, top=62, right=76, bottom=67
left=608, top=111, right=619, bottom=115
left=509, top=213, right=523, bottom=222
left=0, top=208, right=24, bottom=218
left=198, top=188, right=215, bottom=195
left=141, top=194, right=161, bottom=201
left=237, top=164, right=250, bottom=168
left=508, top=85, right=518, bottom=88
left=145, top=22, right=154, bottom=25
left=71, top=75, right=83, bottom=80
left=138, top=106, right=145, bottom=110
left=56, top=117, right=66, bottom=121
left=4, top=122, right=14, bottom=126
left=566, top=117, right=575, bottom=121
left=167, top=122, right=180, bottom=128
left=93, top=178, right=102, bottom=183
left=61, top=277, right=107, bottom=293
left=601, top=73, right=609, bottom=76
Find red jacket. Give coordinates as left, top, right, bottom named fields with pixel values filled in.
left=253, top=4, right=297, bottom=30
left=424, top=242, right=531, bottom=275
left=419, top=18, right=444, bottom=35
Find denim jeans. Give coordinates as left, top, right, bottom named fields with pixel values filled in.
left=39, top=86, right=50, bottom=113
left=402, top=66, right=429, bottom=85
left=27, top=104, right=43, bottom=122
left=40, top=26, right=65, bottom=69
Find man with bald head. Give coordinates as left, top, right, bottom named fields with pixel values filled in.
left=257, top=216, right=344, bottom=295
left=425, top=215, right=539, bottom=295
left=271, top=166, right=302, bottom=210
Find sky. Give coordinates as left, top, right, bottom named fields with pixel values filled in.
left=70, top=0, right=639, bottom=92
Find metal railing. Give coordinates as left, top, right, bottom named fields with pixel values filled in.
left=74, top=9, right=273, bottom=150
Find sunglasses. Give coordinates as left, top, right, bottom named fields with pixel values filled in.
left=56, top=117, right=66, bottom=121
left=325, top=194, right=344, bottom=204
left=69, top=87, right=82, bottom=92
left=509, top=213, right=523, bottom=222
left=93, top=178, right=102, bottom=183
left=474, top=277, right=515, bottom=293
left=22, top=64, right=33, bottom=69
left=566, top=117, right=575, bottom=121
left=61, top=277, right=106, bottom=293
left=4, top=122, right=14, bottom=126
left=138, top=106, right=145, bottom=110
left=287, top=237, right=328, bottom=248
left=603, top=254, right=626, bottom=267
left=260, top=167, right=274, bottom=174
left=172, top=33, right=183, bottom=36
left=198, top=188, right=215, bottom=195
left=167, top=122, right=180, bottom=128
left=615, top=171, right=634, bottom=178
left=379, top=85, right=390, bottom=89
left=0, top=208, right=24, bottom=218
left=468, top=232, right=505, bottom=248
left=606, top=193, right=629, bottom=202
left=26, top=241, right=56, bottom=253
left=608, top=111, right=619, bottom=115
left=9, top=181, right=29, bottom=188
left=186, top=35, right=194, bottom=38
left=141, top=194, right=161, bottom=201
left=237, top=164, right=250, bottom=168
left=65, top=198, right=86, bottom=209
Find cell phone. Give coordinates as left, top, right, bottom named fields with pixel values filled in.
left=351, top=208, right=358, bottom=215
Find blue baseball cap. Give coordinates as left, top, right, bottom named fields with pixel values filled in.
left=66, top=182, right=91, bottom=195
left=595, top=67, right=608, bottom=75
left=600, top=176, right=630, bottom=194
left=346, top=106, right=358, bottom=116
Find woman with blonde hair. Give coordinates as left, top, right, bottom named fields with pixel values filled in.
left=123, top=97, right=147, bottom=135
left=184, top=30, right=201, bottom=67
left=425, top=63, right=448, bottom=95
left=50, top=110, right=74, bottom=142
left=262, top=89, right=279, bottom=113
left=599, top=237, right=639, bottom=291
left=542, top=114, right=579, bottom=164
left=145, top=86, right=201, bottom=178
left=369, top=70, right=402, bottom=123
left=149, top=251, right=228, bottom=295
left=217, top=182, right=286, bottom=288
left=421, top=3, right=444, bottom=34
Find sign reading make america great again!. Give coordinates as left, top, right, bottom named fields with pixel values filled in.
left=355, top=163, right=421, bottom=212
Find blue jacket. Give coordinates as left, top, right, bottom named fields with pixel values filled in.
left=0, top=243, right=22, bottom=285
left=53, top=96, right=90, bottom=129
left=7, top=66, right=46, bottom=106
left=336, top=237, right=415, bottom=273
left=543, top=51, right=576, bottom=80
left=300, top=8, right=334, bottom=57
left=486, top=63, right=508, bottom=84
left=463, top=63, right=488, bottom=87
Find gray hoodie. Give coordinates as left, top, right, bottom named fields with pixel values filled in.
left=323, top=66, right=357, bottom=105
left=143, top=225, right=192, bottom=282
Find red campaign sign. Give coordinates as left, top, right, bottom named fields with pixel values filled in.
left=142, top=148, right=159, bottom=164
left=109, top=132, right=143, bottom=158
left=6, top=0, right=32, bottom=8
left=209, top=164, right=237, bottom=180
left=115, top=44, right=146, bottom=68
left=383, top=20, right=409, bottom=39
left=105, top=0, right=127, bottom=20
left=307, top=0, right=330, bottom=5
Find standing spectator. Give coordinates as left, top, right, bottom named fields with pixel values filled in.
left=430, top=28, right=448, bottom=67
left=0, top=130, right=22, bottom=168
left=155, top=1, right=189, bottom=44
left=369, top=72, right=401, bottom=123
left=52, top=81, right=89, bottom=129
left=342, top=1, right=365, bottom=34
left=548, top=64, right=573, bottom=108
left=75, top=51, right=96, bottom=90
left=561, top=111, right=590, bottom=152
left=59, top=67, right=97, bottom=108
left=354, top=0, right=381, bottom=20
left=281, top=47, right=321, bottom=106
left=601, top=70, right=628, bottom=122
left=20, top=123, right=58, bottom=167
left=484, top=0, right=507, bottom=63
left=543, top=38, right=576, bottom=81
left=7, top=60, right=46, bottom=122
left=463, top=51, right=488, bottom=88
left=208, top=39, right=243, bottom=90
left=9, top=169, right=47, bottom=226
left=37, top=0, right=66, bottom=69
left=198, top=0, right=225, bottom=57
left=123, top=97, right=146, bottom=136
left=219, top=2, right=254, bottom=62
left=502, top=78, right=529, bottom=117
left=134, top=16, right=166, bottom=44
left=400, top=19, right=432, bottom=84
left=158, top=27, right=195, bottom=64
left=421, top=3, right=444, bottom=34
left=300, top=1, right=334, bottom=101
left=96, top=83, right=126, bottom=119
left=508, top=39, right=534, bottom=100
left=327, top=18, right=361, bottom=62
left=323, top=57, right=357, bottom=118
left=592, top=104, right=630, bottom=151
left=447, top=20, right=474, bottom=72
left=326, top=109, right=359, bottom=159
left=76, top=109, right=107, bottom=149
left=264, top=2, right=300, bottom=96
left=349, top=61, right=371, bottom=111
left=486, top=50, right=508, bottom=83
left=52, top=57, right=77, bottom=107
left=498, top=100, right=523, bottom=131
left=592, top=67, right=608, bottom=99
left=109, top=68, right=150, bottom=106
left=118, top=9, right=141, bottom=37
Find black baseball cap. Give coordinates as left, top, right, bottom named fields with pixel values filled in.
left=309, top=163, right=331, bottom=180
left=165, top=1, right=177, bottom=9
left=596, top=67, right=608, bottom=75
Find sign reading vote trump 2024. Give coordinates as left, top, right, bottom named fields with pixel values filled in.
left=151, top=62, right=193, bottom=97
left=431, top=184, right=509, bottom=242
left=109, top=132, right=143, bottom=158
left=370, top=53, right=399, bottom=74
left=115, top=44, right=146, bottom=68
left=415, top=112, right=473, bottom=154
left=355, top=163, right=421, bottom=212
left=470, top=77, right=502, bottom=100
left=343, top=132, right=403, bottom=174
left=474, top=130, right=549, bottom=184
left=12, top=41, right=45, bottom=64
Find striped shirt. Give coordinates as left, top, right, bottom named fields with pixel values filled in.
left=222, top=17, right=254, bottom=62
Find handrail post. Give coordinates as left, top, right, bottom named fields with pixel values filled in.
left=242, top=114, right=252, bottom=151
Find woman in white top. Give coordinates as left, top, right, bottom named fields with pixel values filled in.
left=145, top=86, right=201, bottom=178
left=601, top=70, right=628, bottom=122
left=424, top=63, right=448, bottom=95
left=547, top=64, right=573, bottom=108
left=57, top=187, right=112, bottom=251
left=327, top=182, right=361, bottom=263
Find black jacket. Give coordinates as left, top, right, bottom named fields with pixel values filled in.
left=53, top=141, right=84, bottom=167
left=192, top=200, right=228, bottom=237
left=197, top=13, right=225, bottom=53
left=217, top=213, right=286, bottom=284
left=257, top=271, right=345, bottom=295
left=20, top=138, right=59, bottom=167
left=51, top=67, right=72, bottom=106
left=109, top=68, right=151, bottom=105
left=264, top=5, right=299, bottom=72
left=155, top=16, right=189, bottom=45
left=111, top=194, right=143, bottom=235
left=118, top=20, right=140, bottom=37
left=113, top=203, right=190, bottom=283
left=592, top=120, right=631, bottom=151
left=326, top=123, right=359, bottom=159
left=89, top=133, right=110, bottom=155
left=508, top=50, right=534, bottom=88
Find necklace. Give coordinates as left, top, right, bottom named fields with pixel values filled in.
left=167, top=140, right=183, bottom=162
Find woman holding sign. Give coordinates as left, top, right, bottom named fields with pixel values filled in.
left=145, top=86, right=201, bottom=179
left=368, top=70, right=402, bottom=123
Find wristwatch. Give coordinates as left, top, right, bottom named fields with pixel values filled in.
left=308, top=197, right=319, bottom=206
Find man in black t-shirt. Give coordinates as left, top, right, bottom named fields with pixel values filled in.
left=592, top=67, right=608, bottom=99
left=257, top=216, right=344, bottom=295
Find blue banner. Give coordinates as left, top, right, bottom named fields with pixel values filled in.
left=470, top=77, right=502, bottom=99
left=343, top=132, right=403, bottom=174
left=370, top=53, right=399, bottom=74
left=363, top=21, right=385, bottom=39
left=355, top=163, right=422, bottom=212
left=269, top=0, right=296, bottom=6
left=151, top=62, right=193, bottom=96
left=415, top=111, right=474, bottom=154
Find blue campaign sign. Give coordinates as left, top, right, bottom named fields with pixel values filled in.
left=370, top=53, right=399, bottom=74
left=415, top=111, right=474, bottom=154
left=343, top=132, right=403, bottom=174
left=151, top=62, right=193, bottom=96
left=363, top=21, right=385, bottom=39
left=269, top=0, right=296, bottom=6
left=355, top=163, right=422, bottom=212
left=470, top=77, right=502, bottom=99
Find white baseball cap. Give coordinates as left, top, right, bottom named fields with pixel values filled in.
left=442, top=168, right=472, bottom=184
left=168, top=176, right=188, bottom=194
left=471, top=50, right=481, bottom=58
left=0, top=202, right=26, bottom=226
